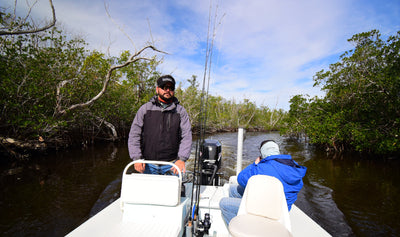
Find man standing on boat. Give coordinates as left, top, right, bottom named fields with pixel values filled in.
left=128, top=75, right=192, bottom=175
left=219, top=140, right=307, bottom=225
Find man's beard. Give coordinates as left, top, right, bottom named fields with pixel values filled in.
left=158, top=92, right=173, bottom=102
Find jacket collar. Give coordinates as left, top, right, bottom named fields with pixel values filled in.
left=150, top=95, right=179, bottom=110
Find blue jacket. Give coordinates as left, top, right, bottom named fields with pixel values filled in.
left=237, top=154, right=307, bottom=211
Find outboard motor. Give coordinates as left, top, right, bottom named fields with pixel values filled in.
left=200, top=139, right=222, bottom=185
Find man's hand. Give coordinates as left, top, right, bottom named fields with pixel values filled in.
left=134, top=162, right=145, bottom=173
left=255, top=156, right=262, bottom=164
left=171, top=160, right=186, bottom=175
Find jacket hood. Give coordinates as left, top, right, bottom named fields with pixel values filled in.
left=261, top=154, right=307, bottom=185
left=237, top=154, right=307, bottom=211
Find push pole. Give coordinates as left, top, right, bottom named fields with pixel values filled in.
left=236, top=127, right=244, bottom=176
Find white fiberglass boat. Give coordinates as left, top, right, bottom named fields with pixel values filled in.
left=67, top=129, right=331, bottom=237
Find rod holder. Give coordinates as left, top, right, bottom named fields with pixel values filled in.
left=236, top=127, right=244, bottom=175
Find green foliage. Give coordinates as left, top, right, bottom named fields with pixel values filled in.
left=283, top=30, right=400, bottom=155
left=176, top=75, right=286, bottom=132
left=0, top=18, right=285, bottom=154
left=0, top=26, right=87, bottom=138
left=93, top=52, right=161, bottom=132
left=0, top=24, right=161, bottom=144
left=175, top=75, right=203, bottom=128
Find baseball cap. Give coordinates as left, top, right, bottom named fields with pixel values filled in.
left=157, top=75, right=176, bottom=89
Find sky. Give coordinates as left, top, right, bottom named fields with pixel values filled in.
left=3, top=0, right=400, bottom=110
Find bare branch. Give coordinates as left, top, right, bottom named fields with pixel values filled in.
left=19, top=0, right=38, bottom=27
left=104, top=1, right=136, bottom=50
left=147, top=18, right=155, bottom=45
left=0, top=0, right=56, bottom=36
left=55, top=45, right=167, bottom=116
left=95, top=116, right=118, bottom=141
left=55, top=79, right=74, bottom=116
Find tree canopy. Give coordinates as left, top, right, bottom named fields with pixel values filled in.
left=0, top=23, right=284, bottom=160
left=282, top=30, right=400, bottom=156
left=6, top=4, right=398, bottom=159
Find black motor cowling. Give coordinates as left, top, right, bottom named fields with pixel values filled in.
left=200, top=139, right=222, bottom=185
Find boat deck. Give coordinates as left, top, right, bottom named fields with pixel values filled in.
left=67, top=184, right=331, bottom=237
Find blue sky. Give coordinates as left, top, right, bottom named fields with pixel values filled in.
left=4, top=0, right=400, bottom=110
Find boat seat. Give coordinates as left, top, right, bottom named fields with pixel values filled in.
left=120, top=160, right=182, bottom=208
left=120, top=173, right=181, bottom=207
left=119, top=161, right=188, bottom=237
left=229, top=175, right=293, bottom=237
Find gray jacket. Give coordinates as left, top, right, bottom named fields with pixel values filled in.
left=128, top=96, right=192, bottom=162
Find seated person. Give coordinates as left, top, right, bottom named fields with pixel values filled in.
left=219, top=140, right=307, bottom=225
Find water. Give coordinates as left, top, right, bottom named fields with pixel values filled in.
left=1, top=131, right=400, bottom=236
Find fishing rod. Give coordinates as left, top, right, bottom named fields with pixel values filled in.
left=188, top=6, right=212, bottom=234
left=188, top=1, right=225, bottom=236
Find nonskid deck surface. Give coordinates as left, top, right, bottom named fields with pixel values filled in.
left=67, top=181, right=331, bottom=237
left=66, top=196, right=191, bottom=237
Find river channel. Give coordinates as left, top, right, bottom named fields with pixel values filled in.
left=1, top=131, right=399, bottom=236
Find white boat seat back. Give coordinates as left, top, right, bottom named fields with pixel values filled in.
left=241, top=175, right=284, bottom=219
left=229, top=175, right=292, bottom=237
left=120, top=160, right=182, bottom=208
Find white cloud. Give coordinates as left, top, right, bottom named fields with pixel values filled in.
left=3, top=0, right=399, bottom=110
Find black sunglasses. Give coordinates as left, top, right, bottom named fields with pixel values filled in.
left=160, top=85, right=175, bottom=91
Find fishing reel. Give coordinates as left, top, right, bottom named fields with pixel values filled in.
left=200, top=139, right=222, bottom=185
left=192, top=213, right=211, bottom=237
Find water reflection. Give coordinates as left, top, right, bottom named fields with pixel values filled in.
left=0, top=143, right=131, bottom=236
left=1, top=132, right=399, bottom=236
